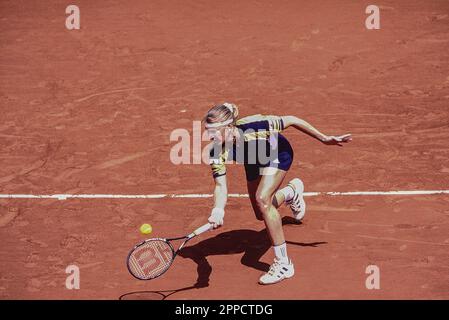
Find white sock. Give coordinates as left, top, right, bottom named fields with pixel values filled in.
left=279, top=185, right=295, bottom=203
left=273, top=243, right=289, bottom=264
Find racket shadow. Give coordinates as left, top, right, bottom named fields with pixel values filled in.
left=119, top=285, right=196, bottom=300
left=178, top=216, right=327, bottom=288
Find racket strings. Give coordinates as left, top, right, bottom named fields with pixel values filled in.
left=128, top=240, right=174, bottom=279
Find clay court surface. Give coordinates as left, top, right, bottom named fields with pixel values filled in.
left=1, top=0, right=449, bottom=299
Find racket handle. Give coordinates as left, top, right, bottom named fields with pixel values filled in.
left=188, top=223, right=213, bottom=239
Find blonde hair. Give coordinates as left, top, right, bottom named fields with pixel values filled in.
left=203, top=102, right=239, bottom=126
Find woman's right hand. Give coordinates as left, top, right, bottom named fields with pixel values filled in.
left=208, top=207, right=225, bottom=229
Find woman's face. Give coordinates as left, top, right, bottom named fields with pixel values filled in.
left=206, top=125, right=234, bottom=144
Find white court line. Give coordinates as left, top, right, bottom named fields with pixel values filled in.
left=0, top=190, right=449, bottom=200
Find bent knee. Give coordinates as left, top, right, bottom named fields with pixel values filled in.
left=255, top=192, right=273, bottom=211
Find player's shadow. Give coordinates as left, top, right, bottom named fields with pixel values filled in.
left=178, top=216, right=327, bottom=288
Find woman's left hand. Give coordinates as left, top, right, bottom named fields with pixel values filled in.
left=322, top=134, right=352, bottom=146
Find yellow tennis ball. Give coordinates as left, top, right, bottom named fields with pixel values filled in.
left=139, top=223, right=152, bottom=235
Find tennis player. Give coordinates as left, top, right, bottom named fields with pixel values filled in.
left=204, top=102, right=352, bottom=285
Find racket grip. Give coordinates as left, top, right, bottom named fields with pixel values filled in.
left=188, top=223, right=213, bottom=238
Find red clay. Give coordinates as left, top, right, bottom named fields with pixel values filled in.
left=1, top=0, right=449, bottom=299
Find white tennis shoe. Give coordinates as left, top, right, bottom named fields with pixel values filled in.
left=286, top=178, right=306, bottom=221
left=259, top=258, right=294, bottom=285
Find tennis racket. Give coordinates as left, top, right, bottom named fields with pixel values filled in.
left=126, top=222, right=213, bottom=280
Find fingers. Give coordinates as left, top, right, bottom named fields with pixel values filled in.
left=208, top=219, right=222, bottom=229
left=335, top=134, right=352, bottom=143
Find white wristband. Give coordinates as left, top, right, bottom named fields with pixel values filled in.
left=211, top=207, right=224, bottom=216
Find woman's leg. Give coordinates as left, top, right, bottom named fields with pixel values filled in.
left=248, top=167, right=296, bottom=284
left=254, top=167, right=287, bottom=246
left=269, top=134, right=305, bottom=221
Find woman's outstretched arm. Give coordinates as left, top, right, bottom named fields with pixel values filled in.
left=281, top=115, right=352, bottom=146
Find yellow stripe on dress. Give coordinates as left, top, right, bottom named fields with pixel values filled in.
left=235, top=114, right=266, bottom=125
left=243, top=131, right=272, bottom=142
left=210, top=148, right=228, bottom=176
